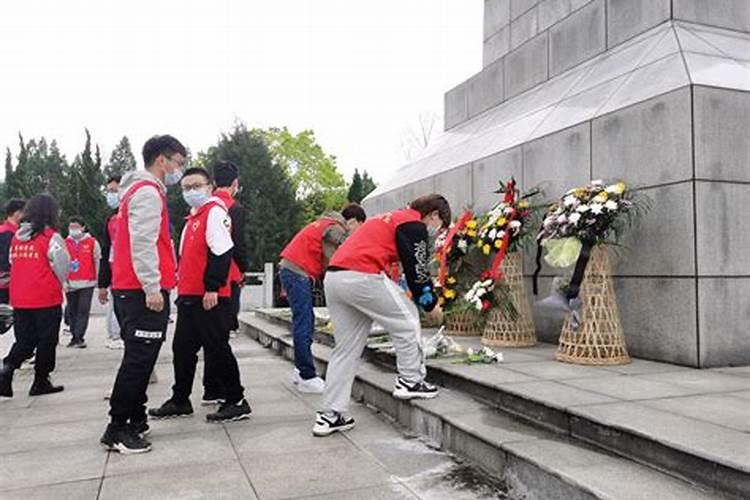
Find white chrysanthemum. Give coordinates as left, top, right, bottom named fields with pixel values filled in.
left=563, top=195, right=578, bottom=206
left=457, top=239, right=468, bottom=252
left=590, top=203, right=604, bottom=215
left=604, top=200, right=618, bottom=211
left=509, top=220, right=522, bottom=229
left=557, top=214, right=568, bottom=224
left=576, top=204, right=590, bottom=213
left=591, top=179, right=604, bottom=187
left=569, top=213, right=582, bottom=224
left=488, top=228, right=497, bottom=240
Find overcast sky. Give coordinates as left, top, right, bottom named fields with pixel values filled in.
left=0, top=0, right=482, bottom=183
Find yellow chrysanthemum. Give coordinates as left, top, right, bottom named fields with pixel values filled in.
left=518, top=201, right=529, bottom=209
left=447, top=276, right=457, bottom=285
left=614, top=181, right=626, bottom=194
left=444, top=289, right=456, bottom=299
left=477, top=239, right=484, bottom=247
left=496, top=217, right=506, bottom=227
left=483, top=244, right=491, bottom=255
left=466, top=220, right=477, bottom=229
left=494, top=239, right=503, bottom=249
left=466, top=229, right=477, bottom=238
left=593, top=192, right=608, bottom=203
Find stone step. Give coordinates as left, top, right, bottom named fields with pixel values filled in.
left=249, top=309, right=750, bottom=499
left=241, top=314, right=726, bottom=500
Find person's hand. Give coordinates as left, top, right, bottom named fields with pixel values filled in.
left=203, top=291, right=219, bottom=311
left=97, top=288, right=109, bottom=305
left=145, top=292, right=164, bottom=312
left=425, top=305, right=443, bottom=325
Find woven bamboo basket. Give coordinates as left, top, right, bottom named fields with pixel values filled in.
left=444, top=309, right=482, bottom=337
left=556, top=246, right=631, bottom=365
left=482, top=252, right=537, bottom=347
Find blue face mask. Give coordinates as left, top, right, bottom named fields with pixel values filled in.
left=106, top=192, right=119, bottom=209
left=182, top=189, right=210, bottom=208
left=165, top=167, right=184, bottom=186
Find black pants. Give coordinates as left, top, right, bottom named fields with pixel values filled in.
left=203, top=282, right=242, bottom=395
left=0, top=288, right=9, bottom=304
left=109, top=290, right=170, bottom=425
left=174, top=299, right=244, bottom=405
left=65, top=287, right=94, bottom=342
left=230, top=282, right=241, bottom=331
left=4, top=306, right=62, bottom=377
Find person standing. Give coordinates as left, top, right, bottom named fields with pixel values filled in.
left=0, top=199, right=26, bottom=304
left=98, top=175, right=124, bottom=350
left=0, top=194, right=70, bottom=398
left=279, top=203, right=366, bottom=394
left=64, top=216, right=101, bottom=349
left=100, top=135, right=185, bottom=454
left=149, top=167, right=250, bottom=422
left=313, top=195, right=448, bottom=437
left=200, top=160, right=249, bottom=405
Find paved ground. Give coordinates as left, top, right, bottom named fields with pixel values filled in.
left=0, top=316, right=507, bottom=500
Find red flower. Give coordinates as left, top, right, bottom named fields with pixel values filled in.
left=522, top=210, right=530, bottom=218
left=482, top=300, right=491, bottom=311
left=480, top=271, right=491, bottom=281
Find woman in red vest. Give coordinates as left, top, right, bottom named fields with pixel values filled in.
left=279, top=203, right=366, bottom=394
left=0, top=199, right=26, bottom=305
left=313, top=194, right=448, bottom=437
left=64, top=216, right=101, bottom=349
left=0, top=194, right=70, bottom=398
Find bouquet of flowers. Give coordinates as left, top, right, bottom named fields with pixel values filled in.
left=537, top=180, right=649, bottom=268
left=455, top=346, right=504, bottom=365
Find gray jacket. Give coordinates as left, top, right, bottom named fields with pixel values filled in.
left=12, top=223, right=70, bottom=286
left=119, top=170, right=171, bottom=294
left=66, top=234, right=101, bottom=291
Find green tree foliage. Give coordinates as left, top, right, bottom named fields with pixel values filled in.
left=346, top=168, right=377, bottom=204
left=104, top=136, right=137, bottom=179
left=260, top=127, right=347, bottom=222
left=198, top=124, right=303, bottom=270
left=63, top=130, right=107, bottom=238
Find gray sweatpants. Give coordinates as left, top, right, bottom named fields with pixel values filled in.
left=320, top=270, right=425, bottom=414
left=106, top=300, right=121, bottom=340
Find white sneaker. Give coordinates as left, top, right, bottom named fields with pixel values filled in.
left=106, top=339, right=125, bottom=350
left=392, top=377, right=439, bottom=400
left=313, top=411, right=355, bottom=437
left=297, top=376, right=325, bottom=394
left=291, top=368, right=302, bottom=385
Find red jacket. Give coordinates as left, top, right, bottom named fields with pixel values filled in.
left=329, top=208, right=422, bottom=275
left=112, top=180, right=177, bottom=291
left=10, top=228, right=63, bottom=308
left=66, top=235, right=97, bottom=281
left=280, top=218, right=341, bottom=280
left=178, top=200, right=233, bottom=298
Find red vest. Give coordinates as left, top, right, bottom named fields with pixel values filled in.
left=281, top=218, right=342, bottom=280
left=0, top=221, right=18, bottom=290
left=178, top=200, right=232, bottom=298
left=106, top=212, right=118, bottom=263
left=10, top=228, right=63, bottom=308
left=112, top=180, right=177, bottom=291
left=330, top=208, right=422, bottom=275
left=214, top=191, right=243, bottom=284
left=66, top=235, right=97, bottom=281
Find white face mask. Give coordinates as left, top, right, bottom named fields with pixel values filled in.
left=106, top=192, right=120, bottom=209
left=165, top=168, right=184, bottom=186
left=182, top=188, right=211, bottom=208
left=69, top=228, right=84, bottom=239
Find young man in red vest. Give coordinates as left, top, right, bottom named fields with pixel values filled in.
left=0, top=194, right=70, bottom=398
left=279, top=203, right=366, bottom=394
left=149, top=167, right=250, bottom=422
left=313, top=194, right=448, bottom=437
left=0, top=199, right=26, bottom=304
left=97, top=175, right=124, bottom=350
left=200, top=160, right=249, bottom=405
left=64, top=216, right=101, bottom=349
left=100, top=135, right=185, bottom=454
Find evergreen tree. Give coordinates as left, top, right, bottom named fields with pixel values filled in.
left=65, top=130, right=106, bottom=238
left=199, top=123, right=302, bottom=270
left=361, top=170, right=377, bottom=201
left=104, top=136, right=137, bottom=178
left=347, top=168, right=363, bottom=203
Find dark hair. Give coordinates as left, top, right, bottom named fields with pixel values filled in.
left=341, top=203, right=366, bottom=223
left=213, top=161, right=239, bottom=188
left=4, top=199, right=25, bottom=218
left=106, top=175, right=122, bottom=185
left=409, top=194, right=452, bottom=228
left=21, top=194, right=59, bottom=237
left=182, top=167, right=212, bottom=184
left=68, top=216, right=85, bottom=227
left=142, top=135, right=187, bottom=167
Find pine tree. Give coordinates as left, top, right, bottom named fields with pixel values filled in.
left=347, top=169, right=363, bottom=203
left=65, top=130, right=106, bottom=238
left=361, top=170, right=377, bottom=200
left=104, top=136, right=137, bottom=178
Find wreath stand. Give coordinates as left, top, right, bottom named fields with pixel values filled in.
left=482, top=252, right=536, bottom=347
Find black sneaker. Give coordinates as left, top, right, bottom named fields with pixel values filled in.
left=100, top=423, right=151, bottom=454
left=147, top=399, right=194, bottom=419
left=0, top=361, right=13, bottom=398
left=130, top=419, right=151, bottom=438
left=29, top=376, right=64, bottom=396
left=392, top=377, right=439, bottom=400
left=66, top=339, right=86, bottom=349
left=312, top=411, right=355, bottom=437
left=206, top=399, right=252, bottom=423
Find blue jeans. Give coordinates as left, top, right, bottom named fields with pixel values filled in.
left=279, top=267, right=316, bottom=380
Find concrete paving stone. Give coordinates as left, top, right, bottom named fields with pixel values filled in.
left=104, top=427, right=235, bottom=478
left=343, top=405, right=411, bottom=445
left=249, top=397, right=316, bottom=425
left=29, top=383, right=112, bottom=407
left=729, top=390, right=750, bottom=400
left=641, top=394, right=750, bottom=432
left=504, top=438, right=718, bottom=500
left=0, top=479, right=101, bottom=500
left=598, top=358, right=692, bottom=375
left=412, top=387, right=490, bottom=417
left=228, top=418, right=351, bottom=457
left=445, top=405, right=548, bottom=445
left=636, top=370, right=750, bottom=393
left=241, top=445, right=392, bottom=499
left=503, top=360, right=614, bottom=380
left=501, top=380, right=618, bottom=409
left=439, top=363, right=539, bottom=386
left=714, top=366, right=750, bottom=378
left=0, top=392, right=35, bottom=410
left=0, top=418, right=105, bottom=454
left=570, top=401, right=750, bottom=471
left=100, top=459, right=257, bottom=500
left=0, top=442, right=106, bottom=491
left=10, top=398, right=109, bottom=428
left=292, top=483, right=417, bottom=500
left=561, top=374, right=703, bottom=400
left=361, top=437, right=455, bottom=479
left=403, top=462, right=510, bottom=500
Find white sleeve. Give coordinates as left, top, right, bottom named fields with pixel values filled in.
left=206, top=206, right=234, bottom=256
